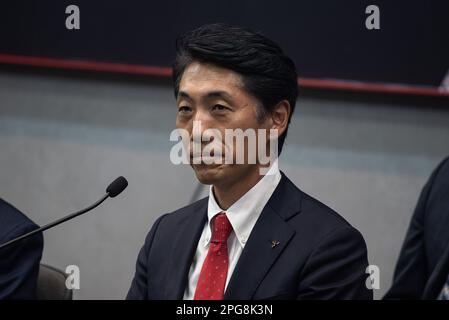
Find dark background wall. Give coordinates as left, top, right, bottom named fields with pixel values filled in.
left=1, top=0, right=448, bottom=90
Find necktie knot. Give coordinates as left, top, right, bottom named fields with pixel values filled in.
left=210, top=212, right=232, bottom=243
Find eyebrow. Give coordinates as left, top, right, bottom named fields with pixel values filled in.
left=177, top=90, right=234, bottom=101
left=178, top=91, right=192, bottom=100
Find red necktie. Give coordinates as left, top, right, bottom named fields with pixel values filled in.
left=194, top=212, right=232, bottom=300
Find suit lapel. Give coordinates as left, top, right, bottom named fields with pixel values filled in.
left=164, top=199, right=207, bottom=299
left=224, top=205, right=295, bottom=299
left=224, top=173, right=301, bottom=299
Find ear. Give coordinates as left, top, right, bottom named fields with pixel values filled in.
left=270, top=100, right=291, bottom=138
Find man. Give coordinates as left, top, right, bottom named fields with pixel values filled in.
left=0, top=198, right=43, bottom=299
left=127, top=23, right=371, bottom=300
left=385, top=156, right=449, bottom=299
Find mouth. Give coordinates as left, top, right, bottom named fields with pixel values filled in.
left=190, top=155, right=224, bottom=165
left=190, top=148, right=224, bottom=165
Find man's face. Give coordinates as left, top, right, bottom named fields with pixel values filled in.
left=175, top=61, right=271, bottom=187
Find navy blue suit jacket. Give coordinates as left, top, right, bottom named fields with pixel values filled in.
left=385, top=157, right=449, bottom=299
left=127, top=172, right=372, bottom=299
left=0, top=199, right=43, bottom=299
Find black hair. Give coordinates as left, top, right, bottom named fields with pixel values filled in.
left=173, top=23, right=298, bottom=154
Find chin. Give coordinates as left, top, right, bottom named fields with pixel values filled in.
left=192, top=163, right=227, bottom=185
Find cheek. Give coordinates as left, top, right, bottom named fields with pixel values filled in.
left=175, top=116, right=182, bottom=129
left=230, top=105, right=260, bottom=129
left=176, top=116, right=192, bottom=132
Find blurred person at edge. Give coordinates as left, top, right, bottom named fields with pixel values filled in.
left=385, top=156, right=449, bottom=300
left=0, top=199, right=43, bottom=299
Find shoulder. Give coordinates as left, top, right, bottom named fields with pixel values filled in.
left=300, top=191, right=354, bottom=230
left=424, top=156, right=449, bottom=205
left=279, top=174, right=365, bottom=247
left=0, top=198, right=39, bottom=242
left=430, top=156, right=449, bottom=186
left=161, top=197, right=208, bottom=222
left=279, top=173, right=355, bottom=230
left=146, top=197, right=208, bottom=233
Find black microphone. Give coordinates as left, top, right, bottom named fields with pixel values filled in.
left=0, top=176, right=128, bottom=250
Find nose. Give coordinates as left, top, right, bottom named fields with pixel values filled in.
left=189, top=110, right=222, bottom=161
left=191, top=109, right=214, bottom=143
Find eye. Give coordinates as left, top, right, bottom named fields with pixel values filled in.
left=178, top=106, right=192, bottom=114
left=211, top=104, right=229, bottom=112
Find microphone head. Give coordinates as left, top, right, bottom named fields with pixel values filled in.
left=106, top=176, right=128, bottom=197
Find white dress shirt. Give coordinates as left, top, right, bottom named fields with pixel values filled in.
left=183, top=162, right=282, bottom=299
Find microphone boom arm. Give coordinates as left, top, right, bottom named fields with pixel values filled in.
left=0, top=193, right=109, bottom=250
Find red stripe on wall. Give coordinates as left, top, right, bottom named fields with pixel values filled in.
left=1, top=53, right=448, bottom=97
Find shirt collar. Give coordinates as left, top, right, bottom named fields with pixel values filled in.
left=204, top=160, right=281, bottom=248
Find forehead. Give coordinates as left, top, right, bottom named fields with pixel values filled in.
left=178, top=61, right=244, bottom=96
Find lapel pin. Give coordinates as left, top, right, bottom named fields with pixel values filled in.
left=271, top=240, right=280, bottom=248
